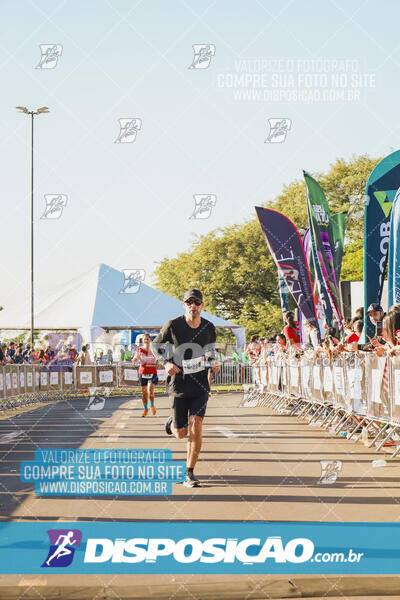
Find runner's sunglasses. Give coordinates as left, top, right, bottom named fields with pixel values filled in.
left=185, top=298, right=202, bottom=306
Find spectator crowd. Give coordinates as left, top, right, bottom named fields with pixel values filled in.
left=244, top=302, right=400, bottom=365
left=2, top=303, right=399, bottom=370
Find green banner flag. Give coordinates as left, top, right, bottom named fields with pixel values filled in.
left=304, top=171, right=343, bottom=327
left=331, top=211, right=347, bottom=285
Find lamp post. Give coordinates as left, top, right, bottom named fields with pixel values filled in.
left=16, top=106, right=49, bottom=345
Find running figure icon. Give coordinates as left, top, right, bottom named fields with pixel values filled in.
left=45, top=531, right=77, bottom=566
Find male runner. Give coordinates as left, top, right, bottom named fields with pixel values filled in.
left=153, top=289, right=220, bottom=487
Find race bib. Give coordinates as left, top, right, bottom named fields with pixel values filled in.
left=182, top=356, right=205, bottom=375
left=141, top=373, right=153, bottom=379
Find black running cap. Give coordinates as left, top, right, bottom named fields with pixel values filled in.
left=183, top=289, right=203, bottom=303
left=367, top=303, right=383, bottom=313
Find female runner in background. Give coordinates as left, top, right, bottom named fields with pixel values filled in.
left=133, top=334, right=158, bottom=417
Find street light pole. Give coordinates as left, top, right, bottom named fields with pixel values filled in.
left=30, top=112, right=34, bottom=346
left=16, top=106, right=49, bottom=345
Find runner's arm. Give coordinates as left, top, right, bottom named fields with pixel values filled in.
left=151, top=321, right=180, bottom=374
left=205, top=325, right=220, bottom=374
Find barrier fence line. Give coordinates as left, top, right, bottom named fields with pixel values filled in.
left=0, top=362, right=247, bottom=411
left=4, top=355, right=400, bottom=458
left=240, top=352, right=400, bottom=459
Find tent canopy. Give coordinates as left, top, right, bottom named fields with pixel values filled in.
left=0, top=264, right=241, bottom=332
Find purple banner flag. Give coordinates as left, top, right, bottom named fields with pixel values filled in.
left=256, top=206, right=319, bottom=332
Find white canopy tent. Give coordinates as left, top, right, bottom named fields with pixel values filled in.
left=0, top=264, right=245, bottom=348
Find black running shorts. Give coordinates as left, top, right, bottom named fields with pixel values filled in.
left=139, top=373, right=158, bottom=387
left=171, top=394, right=209, bottom=429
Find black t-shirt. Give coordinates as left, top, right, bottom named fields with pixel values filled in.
left=154, top=315, right=216, bottom=398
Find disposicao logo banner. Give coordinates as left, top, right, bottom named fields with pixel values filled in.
left=0, top=522, right=398, bottom=574
left=363, top=150, right=400, bottom=339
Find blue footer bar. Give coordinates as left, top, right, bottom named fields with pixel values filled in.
left=0, top=522, right=397, bottom=574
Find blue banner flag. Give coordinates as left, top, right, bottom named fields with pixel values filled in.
left=364, top=150, right=400, bottom=339
left=388, top=186, right=400, bottom=309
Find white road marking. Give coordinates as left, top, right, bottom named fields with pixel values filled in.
left=206, top=427, right=281, bottom=438
left=0, top=431, right=25, bottom=443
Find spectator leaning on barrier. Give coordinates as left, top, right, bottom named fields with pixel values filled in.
left=283, top=311, right=300, bottom=348
left=247, top=336, right=261, bottom=364
left=367, top=303, right=386, bottom=338
left=25, top=349, right=35, bottom=363
left=231, top=350, right=240, bottom=364
left=13, top=347, right=24, bottom=364
left=373, top=310, right=400, bottom=357
left=241, top=349, right=249, bottom=364
left=77, top=345, right=92, bottom=366
left=304, top=321, right=319, bottom=349
left=344, top=319, right=363, bottom=352
left=274, top=333, right=287, bottom=357
left=22, top=344, right=31, bottom=359
left=123, top=344, right=132, bottom=361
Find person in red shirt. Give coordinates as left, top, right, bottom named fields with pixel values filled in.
left=345, top=319, right=363, bottom=351
left=133, top=333, right=158, bottom=417
left=283, top=311, right=300, bottom=348
left=246, top=336, right=261, bottom=363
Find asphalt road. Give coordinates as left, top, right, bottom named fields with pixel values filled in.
left=0, top=391, right=399, bottom=597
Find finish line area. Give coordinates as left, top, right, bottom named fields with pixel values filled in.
left=0, top=391, right=398, bottom=523
left=0, top=392, right=399, bottom=595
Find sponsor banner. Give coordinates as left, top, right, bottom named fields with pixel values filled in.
left=331, top=211, right=347, bottom=289
left=388, top=186, right=400, bottom=308
left=302, top=228, right=327, bottom=338
left=255, top=207, right=319, bottom=333
left=0, top=521, right=397, bottom=574
left=363, top=149, right=400, bottom=339
left=304, top=171, right=342, bottom=327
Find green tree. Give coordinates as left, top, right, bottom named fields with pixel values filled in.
left=155, top=220, right=285, bottom=337
left=154, top=154, right=379, bottom=336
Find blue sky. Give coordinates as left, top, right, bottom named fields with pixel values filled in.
left=1, top=0, right=400, bottom=309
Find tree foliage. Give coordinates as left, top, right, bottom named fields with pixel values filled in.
left=154, top=155, right=379, bottom=337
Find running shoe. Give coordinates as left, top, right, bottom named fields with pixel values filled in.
left=183, top=472, right=201, bottom=488
left=142, top=409, right=148, bottom=417
left=165, top=415, right=173, bottom=435
left=151, top=405, right=157, bottom=415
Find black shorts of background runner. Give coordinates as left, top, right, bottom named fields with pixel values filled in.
left=171, top=393, right=209, bottom=429
left=139, top=373, right=158, bottom=387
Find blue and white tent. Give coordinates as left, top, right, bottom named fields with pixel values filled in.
left=0, top=264, right=244, bottom=344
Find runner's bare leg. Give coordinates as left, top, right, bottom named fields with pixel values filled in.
left=187, top=415, right=203, bottom=469
left=171, top=423, right=187, bottom=439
